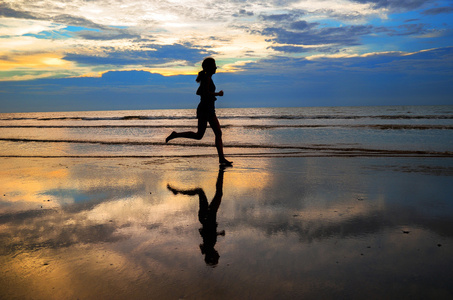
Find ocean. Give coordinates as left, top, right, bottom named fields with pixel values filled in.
left=1, top=105, right=452, bottom=158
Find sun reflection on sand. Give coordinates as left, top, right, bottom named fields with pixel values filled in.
left=0, top=159, right=69, bottom=207
left=1, top=157, right=453, bottom=299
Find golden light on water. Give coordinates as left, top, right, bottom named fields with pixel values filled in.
left=1, top=153, right=453, bottom=299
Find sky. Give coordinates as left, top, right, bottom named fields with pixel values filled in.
left=1, top=0, right=453, bottom=112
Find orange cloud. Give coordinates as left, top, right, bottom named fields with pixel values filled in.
left=0, top=52, right=73, bottom=71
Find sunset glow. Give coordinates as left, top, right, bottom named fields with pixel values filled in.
left=0, top=0, right=452, bottom=111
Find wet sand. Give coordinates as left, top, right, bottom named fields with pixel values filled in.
left=1, top=156, right=453, bottom=299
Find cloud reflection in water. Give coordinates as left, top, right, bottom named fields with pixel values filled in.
left=1, top=157, right=453, bottom=299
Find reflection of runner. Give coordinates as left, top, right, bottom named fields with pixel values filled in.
left=165, top=57, right=232, bottom=166
left=167, top=168, right=225, bottom=266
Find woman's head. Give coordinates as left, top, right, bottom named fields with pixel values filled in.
left=196, top=57, right=217, bottom=82
left=202, top=57, right=217, bottom=74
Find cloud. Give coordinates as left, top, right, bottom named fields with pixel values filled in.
left=290, top=20, right=318, bottom=31
left=258, top=10, right=392, bottom=52
left=389, top=23, right=429, bottom=36
left=260, top=15, right=438, bottom=54
left=269, top=45, right=313, bottom=53
left=350, top=0, right=431, bottom=10
left=260, top=13, right=299, bottom=22
left=262, top=24, right=381, bottom=46
left=52, top=14, right=107, bottom=30
left=75, top=29, right=141, bottom=41
left=1, top=0, right=452, bottom=92
left=286, top=47, right=453, bottom=76
left=0, top=3, right=41, bottom=20
left=220, top=47, right=453, bottom=105
left=421, top=6, right=453, bottom=15
left=1, top=47, right=452, bottom=112
left=63, top=43, right=211, bottom=67
left=232, top=9, right=254, bottom=17
left=0, top=4, right=107, bottom=31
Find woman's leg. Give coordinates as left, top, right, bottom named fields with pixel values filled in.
left=166, top=118, right=207, bottom=143
left=208, top=116, right=232, bottom=165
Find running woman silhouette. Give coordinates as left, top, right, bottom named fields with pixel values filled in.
left=166, top=57, right=232, bottom=166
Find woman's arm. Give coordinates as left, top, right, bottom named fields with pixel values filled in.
left=205, top=78, right=223, bottom=97
left=198, top=78, right=224, bottom=97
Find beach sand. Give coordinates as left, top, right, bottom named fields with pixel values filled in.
left=1, top=156, right=453, bottom=299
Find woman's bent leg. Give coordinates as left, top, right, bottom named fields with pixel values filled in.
left=166, top=118, right=207, bottom=143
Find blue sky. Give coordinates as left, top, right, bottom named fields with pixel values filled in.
left=1, top=0, right=452, bottom=112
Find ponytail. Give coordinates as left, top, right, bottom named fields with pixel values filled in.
left=196, top=70, right=205, bottom=83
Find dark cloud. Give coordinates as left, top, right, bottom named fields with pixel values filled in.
left=261, top=16, right=432, bottom=50
left=389, top=23, right=428, bottom=36
left=270, top=45, right=341, bottom=54
left=259, top=10, right=306, bottom=23
left=404, top=18, right=420, bottom=22
left=315, top=8, right=372, bottom=21
left=75, top=29, right=141, bottom=40
left=232, top=9, right=254, bottom=17
left=260, top=13, right=296, bottom=22
left=99, top=70, right=167, bottom=84
left=263, top=24, right=382, bottom=46
left=0, top=5, right=140, bottom=41
left=52, top=14, right=107, bottom=30
left=258, top=9, right=395, bottom=49
left=270, top=45, right=312, bottom=53
left=350, top=0, right=431, bottom=10
left=0, top=3, right=108, bottom=32
left=0, top=3, right=42, bottom=19
left=421, top=6, right=453, bottom=15
left=290, top=20, right=318, bottom=31
left=63, top=44, right=211, bottom=67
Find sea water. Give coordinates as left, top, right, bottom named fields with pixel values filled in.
left=1, top=106, right=453, bottom=299
left=1, top=106, right=452, bottom=158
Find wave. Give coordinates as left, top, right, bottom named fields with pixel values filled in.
left=1, top=124, right=452, bottom=130
left=0, top=125, right=197, bottom=129
left=2, top=114, right=453, bottom=122
left=0, top=115, right=196, bottom=121
left=1, top=115, right=198, bottom=121
left=1, top=138, right=452, bottom=157
left=228, top=114, right=453, bottom=120
left=357, top=124, right=453, bottom=130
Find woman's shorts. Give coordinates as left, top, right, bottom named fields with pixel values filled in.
left=197, top=102, right=216, bottom=120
